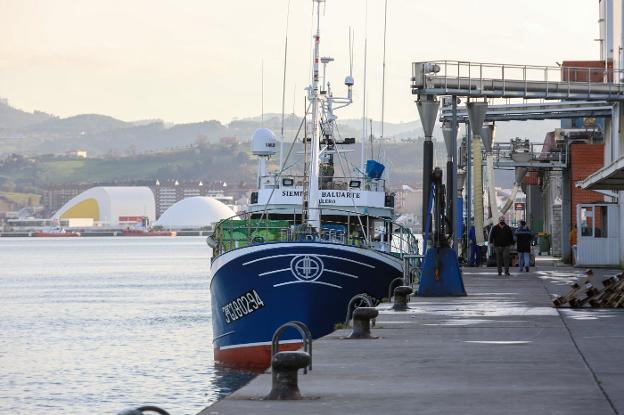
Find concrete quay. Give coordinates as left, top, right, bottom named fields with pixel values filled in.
left=201, top=259, right=624, bottom=415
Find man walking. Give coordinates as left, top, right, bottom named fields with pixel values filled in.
left=489, top=216, right=514, bottom=276
left=468, top=225, right=477, bottom=266
left=515, top=220, right=534, bottom=272
left=569, top=225, right=577, bottom=265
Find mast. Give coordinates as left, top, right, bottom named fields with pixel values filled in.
left=279, top=0, right=291, bottom=169
left=380, top=0, right=388, bottom=143
left=360, top=0, right=368, bottom=174
left=307, top=0, right=323, bottom=230
left=369, top=118, right=374, bottom=160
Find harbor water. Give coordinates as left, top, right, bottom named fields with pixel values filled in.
left=0, top=237, right=254, bottom=415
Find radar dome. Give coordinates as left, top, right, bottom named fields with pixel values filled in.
left=251, top=128, right=277, bottom=157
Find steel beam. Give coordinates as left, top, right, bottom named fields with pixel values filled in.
left=412, top=60, right=624, bottom=102
left=439, top=101, right=614, bottom=123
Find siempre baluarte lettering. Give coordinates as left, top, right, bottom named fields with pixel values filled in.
left=321, top=190, right=361, bottom=199
left=281, top=190, right=304, bottom=197
left=221, top=289, right=265, bottom=324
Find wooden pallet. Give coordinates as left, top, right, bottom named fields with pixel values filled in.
left=553, top=270, right=624, bottom=309
left=552, top=270, right=593, bottom=308
left=600, top=276, right=624, bottom=308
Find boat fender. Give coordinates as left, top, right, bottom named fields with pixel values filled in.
left=206, top=235, right=218, bottom=248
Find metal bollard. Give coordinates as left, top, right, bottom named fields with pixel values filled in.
left=265, top=351, right=311, bottom=400
left=393, top=286, right=413, bottom=311
left=347, top=307, right=379, bottom=339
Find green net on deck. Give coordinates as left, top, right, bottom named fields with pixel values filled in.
left=216, top=219, right=291, bottom=250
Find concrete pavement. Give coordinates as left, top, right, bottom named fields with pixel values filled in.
left=201, top=259, right=624, bottom=415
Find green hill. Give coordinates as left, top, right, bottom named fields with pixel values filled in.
left=0, top=139, right=451, bottom=193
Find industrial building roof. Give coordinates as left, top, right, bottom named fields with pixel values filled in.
left=578, top=155, right=624, bottom=191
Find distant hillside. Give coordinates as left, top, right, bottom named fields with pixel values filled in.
left=0, top=99, right=54, bottom=131
left=0, top=101, right=230, bottom=156
left=0, top=97, right=561, bottom=159
left=0, top=143, right=255, bottom=188
left=0, top=139, right=458, bottom=189
left=0, top=99, right=420, bottom=156
left=23, top=114, right=130, bottom=135
left=0, top=135, right=520, bottom=202
left=338, top=118, right=422, bottom=139
left=495, top=120, right=561, bottom=142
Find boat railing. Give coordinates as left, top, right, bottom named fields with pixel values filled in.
left=490, top=141, right=566, bottom=168
left=209, top=207, right=419, bottom=260
left=259, top=175, right=386, bottom=192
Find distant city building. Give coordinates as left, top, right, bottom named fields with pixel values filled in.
left=152, top=179, right=234, bottom=217
left=41, top=179, right=243, bottom=220
left=5, top=217, right=94, bottom=231
left=66, top=149, right=88, bottom=158
left=394, top=184, right=422, bottom=216
left=42, top=185, right=92, bottom=217
left=219, top=136, right=240, bottom=145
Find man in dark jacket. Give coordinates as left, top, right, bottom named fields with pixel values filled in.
left=515, top=220, right=534, bottom=272
left=489, top=216, right=514, bottom=276
left=468, top=226, right=477, bottom=266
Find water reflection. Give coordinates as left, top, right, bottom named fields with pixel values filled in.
left=207, top=364, right=257, bottom=401
left=0, top=237, right=253, bottom=415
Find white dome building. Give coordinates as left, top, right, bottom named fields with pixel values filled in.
left=53, top=186, right=156, bottom=226
left=155, top=196, right=237, bottom=229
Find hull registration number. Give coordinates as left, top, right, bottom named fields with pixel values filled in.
left=222, top=289, right=265, bottom=324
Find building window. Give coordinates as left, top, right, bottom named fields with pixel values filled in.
left=596, top=205, right=607, bottom=238
left=580, top=205, right=608, bottom=238
left=580, top=206, right=593, bottom=237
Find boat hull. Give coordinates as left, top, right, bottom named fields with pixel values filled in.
left=210, top=242, right=402, bottom=369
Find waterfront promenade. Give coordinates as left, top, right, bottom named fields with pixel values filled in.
left=201, top=258, right=624, bottom=415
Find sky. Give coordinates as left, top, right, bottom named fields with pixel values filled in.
left=0, top=0, right=600, bottom=125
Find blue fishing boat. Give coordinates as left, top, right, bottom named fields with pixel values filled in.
left=208, top=0, right=419, bottom=369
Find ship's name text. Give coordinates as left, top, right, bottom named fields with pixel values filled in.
left=281, top=190, right=361, bottom=204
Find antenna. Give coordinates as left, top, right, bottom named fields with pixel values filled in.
left=279, top=0, right=291, bottom=169
left=348, top=27, right=354, bottom=77
left=308, top=1, right=315, bottom=86
left=344, top=27, right=354, bottom=101
left=360, top=0, right=368, bottom=173
left=321, top=57, right=335, bottom=92
left=261, top=58, right=264, bottom=127
left=380, top=0, right=388, bottom=143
